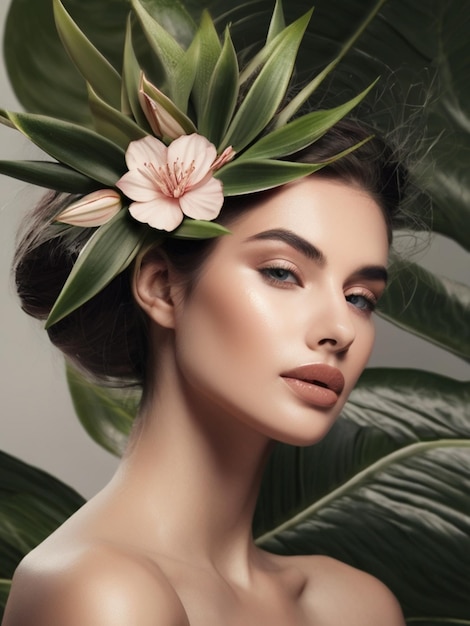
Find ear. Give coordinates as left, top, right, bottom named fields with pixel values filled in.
left=132, top=250, right=176, bottom=329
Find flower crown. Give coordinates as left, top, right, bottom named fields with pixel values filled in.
left=0, top=0, right=377, bottom=327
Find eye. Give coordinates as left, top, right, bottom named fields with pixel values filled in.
left=259, top=264, right=300, bottom=286
left=345, top=291, right=377, bottom=313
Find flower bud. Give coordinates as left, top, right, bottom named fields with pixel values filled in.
left=55, top=189, right=122, bottom=227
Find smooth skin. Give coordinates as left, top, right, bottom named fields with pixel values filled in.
left=3, top=178, right=405, bottom=626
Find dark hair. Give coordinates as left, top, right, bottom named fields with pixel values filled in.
left=13, top=119, right=407, bottom=388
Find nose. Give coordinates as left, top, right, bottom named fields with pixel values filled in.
left=306, top=291, right=356, bottom=354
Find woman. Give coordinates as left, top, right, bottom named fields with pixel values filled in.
left=2, top=2, right=407, bottom=624
left=3, top=122, right=407, bottom=625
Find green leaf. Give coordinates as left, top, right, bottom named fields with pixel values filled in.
left=52, top=0, right=122, bottom=110
left=0, top=109, right=15, bottom=129
left=275, top=0, right=387, bottom=126
left=255, top=369, right=470, bottom=620
left=0, top=160, right=101, bottom=194
left=87, top=84, right=147, bottom=150
left=238, top=11, right=297, bottom=85
left=255, top=369, right=470, bottom=537
left=258, top=440, right=470, bottom=620
left=172, top=219, right=231, bottom=239
left=217, top=137, right=372, bottom=195
left=343, top=368, right=470, bottom=439
left=199, top=27, right=239, bottom=146
left=122, top=17, right=151, bottom=129
left=0, top=580, right=11, bottom=617
left=216, top=159, right=328, bottom=195
left=6, top=112, right=126, bottom=186
left=66, top=364, right=137, bottom=456
left=190, top=10, right=223, bottom=120
left=0, top=451, right=84, bottom=580
left=46, top=209, right=147, bottom=328
left=220, top=9, right=313, bottom=153
left=240, top=81, right=377, bottom=160
left=266, top=0, right=286, bottom=44
left=379, top=259, right=470, bottom=362
left=131, top=0, right=185, bottom=103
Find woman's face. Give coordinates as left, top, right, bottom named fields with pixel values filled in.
left=170, top=177, right=389, bottom=445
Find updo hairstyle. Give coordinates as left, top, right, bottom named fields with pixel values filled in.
left=13, top=120, right=408, bottom=389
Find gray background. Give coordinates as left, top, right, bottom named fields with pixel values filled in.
left=0, top=1, right=468, bottom=500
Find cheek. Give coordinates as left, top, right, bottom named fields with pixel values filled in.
left=173, top=271, right=287, bottom=391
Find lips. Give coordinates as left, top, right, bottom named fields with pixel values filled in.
left=281, top=363, right=345, bottom=408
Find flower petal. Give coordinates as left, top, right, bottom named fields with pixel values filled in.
left=129, top=198, right=183, bottom=231
left=116, top=169, right=159, bottom=202
left=179, top=176, right=224, bottom=221
left=125, top=135, right=167, bottom=170
left=55, top=189, right=122, bottom=227
left=168, top=134, right=217, bottom=187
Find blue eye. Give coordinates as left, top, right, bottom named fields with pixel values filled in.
left=260, top=266, right=299, bottom=285
left=346, top=293, right=376, bottom=312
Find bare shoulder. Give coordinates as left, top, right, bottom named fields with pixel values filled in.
left=290, top=554, right=405, bottom=626
left=3, top=542, right=190, bottom=626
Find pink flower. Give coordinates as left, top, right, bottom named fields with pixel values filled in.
left=55, top=189, right=122, bottom=227
left=116, top=134, right=234, bottom=231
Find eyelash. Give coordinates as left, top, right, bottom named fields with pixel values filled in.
left=345, top=290, right=378, bottom=313
left=260, top=264, right=380, bottom=313
left=259, top=262, right=301, bottom=287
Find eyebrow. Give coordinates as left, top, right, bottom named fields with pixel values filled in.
left=246, top=229, right=326, bottom=265
left=245, top=228, right=388, bottom=284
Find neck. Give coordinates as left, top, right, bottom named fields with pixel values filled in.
left=110, top=352, right=274, bottom=579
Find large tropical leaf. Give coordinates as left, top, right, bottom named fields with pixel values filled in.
left=65, top=364, right=138, bottom=456
left=379, top=259, right=470, bottom=362
left=0, top=451, right=84, bottom=586
left=254, top=369, right=470, bottom=621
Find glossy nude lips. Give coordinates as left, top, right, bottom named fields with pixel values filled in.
left=281, top=363, right=345, bottom=408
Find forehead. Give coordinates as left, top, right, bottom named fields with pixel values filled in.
left=222, top=177, right=390, bottom=266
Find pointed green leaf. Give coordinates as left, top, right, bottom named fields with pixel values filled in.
left=238, top=12, right=298, bottom=85
left=7, top=111, right=126, bottom=186
left=266, top=0, right=286, bottom=44
left=379, top=259, right=470, bottom=362
left=66, top=364, right=137, bottom=456
left=0, top=160, right=101, bottom=194
left=190, top=10, right=223, bottom=119
left=275, top=0, right=387, bottom=126
left=172, top=219, right=230, bottom=239
left=220, top=9, right=313, bottom=152
left=122, top=17, right=152, bottom=129
left=173, top=32, right=200, bottom=114
left=52, top=0, right=121, bottom=110
left=240, top=82, right=377, bottom=160
left=87, top=84, right=147, bottom=150
left=216, top=159, right=327, bottom=195
left=131, top=0, right=184, bottom=102
left=217, top=137, right=371, bottom=195
left=0, top=110, right=15, bottom=129
left=46, top=209, right=147, bottom=328
left=199, top=28, right=239, bottom=146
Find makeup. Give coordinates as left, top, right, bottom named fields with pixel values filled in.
left=281, top=364, right=345, bottom=408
